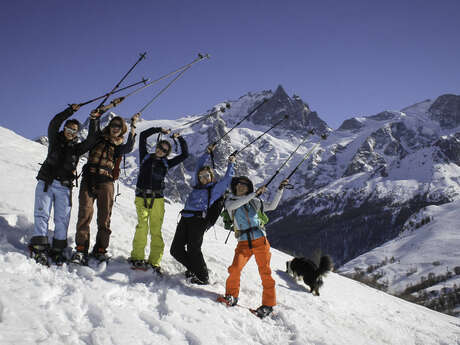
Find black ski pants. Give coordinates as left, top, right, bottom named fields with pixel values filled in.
left=170, top=216, right=208, bottom=281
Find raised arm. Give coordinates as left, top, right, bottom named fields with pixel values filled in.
left=116, top=132, right=136, bottom=156
left=209, top=160, right=235, bottom=205
left=167, top=135, right=189, bottom=168
left=74, top=117, right=99, bottom=156
left=225, top=192, right=256, bottom=213
left=139, top=126, right=162, bottom=162
left=192, top=152, right=210, bottom=186
left=263, top=189, right=284, bottom=211
left=48, top=105, right=79, bottom=146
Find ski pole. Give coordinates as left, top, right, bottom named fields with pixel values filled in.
left=135, top=64, right=193, bottom=116
left=123, top=53, right=210, bottom=100
left=171, top=102, right=231, bottom=132
left=212, top=98, right=269, bottom=147
left=77, top=78, right=149, bottom=107
left=230, top=115, right=289, bottom=156
left=263, top=129, right=315, bottom=188
left=97, top=52, right=147, bottom=109
left=282, top=134, right=328, bottom=188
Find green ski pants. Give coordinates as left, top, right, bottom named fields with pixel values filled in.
left=130, top=196, right=165, bottom=266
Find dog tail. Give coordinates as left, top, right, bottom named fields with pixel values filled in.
left=318, top=255, right=334, bottom=276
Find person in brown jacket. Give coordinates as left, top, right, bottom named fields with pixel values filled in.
left=71, top=113, right=139, bottom=265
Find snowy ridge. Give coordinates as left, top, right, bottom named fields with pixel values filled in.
left=338, top=200, right=460, bottom=315
left=1, top=125, right=460, bottom=344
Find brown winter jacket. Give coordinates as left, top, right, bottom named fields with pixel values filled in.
left=84, top=116, right=135, bottom=181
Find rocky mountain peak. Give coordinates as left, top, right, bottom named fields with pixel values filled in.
left=429, top=94, right=460, bottom=129
left=249, top=85, right=330, bottom=134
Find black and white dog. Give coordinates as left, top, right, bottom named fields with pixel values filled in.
left=286, top=254, right=333, bottom=296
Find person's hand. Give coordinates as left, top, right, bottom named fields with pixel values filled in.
left=70, top=104, right=80, bottom=112
left=111, top=96, right=125, bottom=107
left=207, top=143, right=216, bottom=153
left=90, top=108, right=102, bottom=119
left=131, top=113, right=140, bottom=126
left=172, top=132, right=181, bottom=139
left=228, top=154, right=236, bottom=163
left=255, top=186, right=267, bottom=196
left=279, top=179, right=289, bottom=190
left=161, top=128, right=171, bottom=135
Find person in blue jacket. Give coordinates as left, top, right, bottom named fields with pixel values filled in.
left=170, top=144, right=235, bottom=285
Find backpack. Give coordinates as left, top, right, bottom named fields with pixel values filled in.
left=220, top=198, right=269, bottom=231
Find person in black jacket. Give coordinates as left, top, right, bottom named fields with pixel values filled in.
left=128, top=126, right=188, bottom=273
left=29, top=104, right=98, bottom=265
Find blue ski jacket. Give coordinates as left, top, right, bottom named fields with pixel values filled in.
left=182, top=152, right=234, bottom=217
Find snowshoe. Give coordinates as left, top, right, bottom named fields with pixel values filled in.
left=70, top=251, right=88, bottom=266
left=32, top=251, right=49, bottom=266
left=91, top=248, right=110, bottom=263
left=150, top=265, right=163, bottom=276
left=217, top=295, right=238, bottom=307
left=251, top=305, right=273, bottom=319
left=189, top=275, right=210, bottom=285
left=129, top=259, right=149, bottom=271
left=50, top=250, right=67, bottom=266
left=29, top=244, right=49, bottom=266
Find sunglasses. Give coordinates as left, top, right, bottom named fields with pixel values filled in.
left=237, top=181, right=250, bottom=187
left=64, top=127, right=78, bottom=134
left=111, top=123, right=122, bottom=129
left=199, top=172, right=211, bottom=179
left=157, top=145, right=169, bottom=154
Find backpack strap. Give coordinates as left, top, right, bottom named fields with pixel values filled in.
left=241, top=205, right=255, bottom=249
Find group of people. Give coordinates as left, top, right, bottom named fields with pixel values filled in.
left=28, top=104, right=289, bottom=318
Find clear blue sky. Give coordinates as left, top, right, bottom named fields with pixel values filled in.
left=1, top=0, right=459, bottom=139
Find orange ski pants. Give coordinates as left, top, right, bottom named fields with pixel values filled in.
left=225, top=237, right=276, bottom=307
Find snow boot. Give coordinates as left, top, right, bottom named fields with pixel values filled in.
left=129, top=259, right=149, bottom=271
left=50, top=249, right=66, bottom=266
left=189, top=275, right=210, bottom=285
left=28, top=236, right=50, bottom=266
left=50, top=239, right=67, bottom=266
left=92, top=248, right=110, bottom=263
left=184, top=270, right=194, bottom=278
left=252, top=305, right=273, bottom=319
left=217, top=295, right=238, bottom=307
left=150, top=265, right=163, bottom=276
left=70, top=251, right=88, bottom=266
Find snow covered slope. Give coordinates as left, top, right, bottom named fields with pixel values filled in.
left=1, top=125, right=460, bottom=344
left=338, top=200, right=460, bottom=316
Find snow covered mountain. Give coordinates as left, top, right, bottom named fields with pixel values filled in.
left=266, top=94, right=460, bottom=265
left=33, top=87, right=460, bottom=317
left=1, top=122, right=460, bottom=344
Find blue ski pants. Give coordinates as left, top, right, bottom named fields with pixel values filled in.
left=32, top=180, right=72, bottom=241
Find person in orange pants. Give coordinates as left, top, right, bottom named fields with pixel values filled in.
left=218, top=176, right=288, bottom=318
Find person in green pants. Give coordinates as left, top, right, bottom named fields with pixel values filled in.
left=129, top=125, right=188, bottom=273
